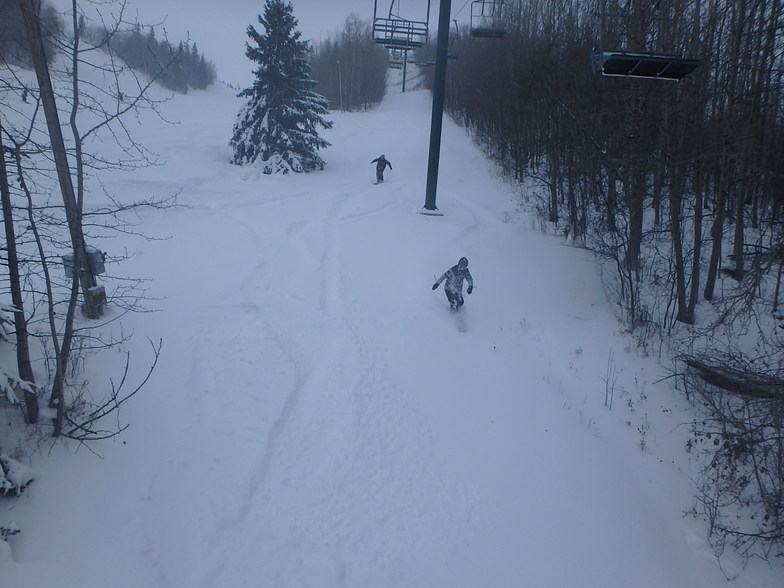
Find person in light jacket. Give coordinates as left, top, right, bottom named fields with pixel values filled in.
left=432, top=257, right=473, bottom=311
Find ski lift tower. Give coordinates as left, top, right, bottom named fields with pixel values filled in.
left=592, top=0, right=700, bottom=81
left=421, top=0, right=452, bottom=214
left=422, top=0, right=504, bottom=213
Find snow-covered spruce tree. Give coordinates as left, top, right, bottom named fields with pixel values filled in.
left=230, top=0, right=331, bottom=173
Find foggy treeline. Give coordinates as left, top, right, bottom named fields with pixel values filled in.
left=422, top=0, right=784, bottom=560
left=431, top=0, right=783, bottom=331
left=310, top=15, right=388, bottom=111
left=98, top=25, right=217, bottom=94
left=0, top=0, right=61, bottom=67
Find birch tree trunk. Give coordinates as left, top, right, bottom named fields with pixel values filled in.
left=17, top=0, right=98, bottom=435
left=0, top=118, right=39, bottom=423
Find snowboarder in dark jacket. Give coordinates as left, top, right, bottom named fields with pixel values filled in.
left=432, top=257, right=474, bottom=311
left=371, top=154, right=392, bottom=183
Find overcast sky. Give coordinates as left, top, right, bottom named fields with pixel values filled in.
left=119, top=0, right=455, bottom=86
left=46, top=0, right=469, bottom=86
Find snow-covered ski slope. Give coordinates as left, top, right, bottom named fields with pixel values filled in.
left=3, top=69, right=781, bottom=587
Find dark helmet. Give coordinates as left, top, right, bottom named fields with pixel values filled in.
left=458, top=257, right=468, bottom=268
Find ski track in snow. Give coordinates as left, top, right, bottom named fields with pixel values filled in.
left=155, top=167, right=473, bottom=585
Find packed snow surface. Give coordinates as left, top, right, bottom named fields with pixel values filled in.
left=2, top=3, right=783, bottom=585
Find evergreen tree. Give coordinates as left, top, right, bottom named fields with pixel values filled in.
left=230, top=0, right=332, bottom=173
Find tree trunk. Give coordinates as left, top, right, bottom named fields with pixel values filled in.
left=0, top=119, right=39, bottom=424
left=17, top=0, right=98, bottom=319
left=704, top=170, right=726, bottom=301
left=624, top=167, right=645, bottom=277
left=606, top=166, right=618, bottom=233
left=17, top=0, right=99, bottom=435
left=652, top=164, right=664, bottom=227
left=687, top=165, right=703, bottom=321
left=670, top=166, right=691, bottom=324
left=731, top=185, right=745, bottom=281
left=728, top=0, right=748, bottom=282
left=567, top=171, right=578, bottom=236
left=548, top=151, right=559, bottom=224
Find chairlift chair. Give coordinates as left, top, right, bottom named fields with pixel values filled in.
left=373, top=0, right=431, bottom=50
left=592, top=0, right=700, bottom=81
left=388, top=49, right=405, bottom=69
left=594, top=51, right=699, bottom=80
left=470, top=0, right=505, bottom=38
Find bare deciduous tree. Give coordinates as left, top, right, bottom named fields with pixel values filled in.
left=4, top=0, right=180, bottom=438
left=419, top=0, right=784, bottom=560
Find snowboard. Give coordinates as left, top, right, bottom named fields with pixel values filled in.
left=451, top=308, right=467, bottom=333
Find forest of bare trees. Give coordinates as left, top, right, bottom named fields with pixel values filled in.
left=310, top=15, right=388, bottom=111
left=1, top=0, right=171, bottom=441
left=421, top=0, right=784, bottom=563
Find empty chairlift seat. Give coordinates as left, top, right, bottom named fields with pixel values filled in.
left=372, top=0, right=430, bottom=50
left=373, top=17, right=428, bottom=49
left=592, top=1, right=701, bottom=81
left=470, top=0, right=505, bottom=38
left=594, top=51, right=700, bottom=80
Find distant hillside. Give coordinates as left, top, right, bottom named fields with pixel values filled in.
left=87, top=25, right=217, bottom=94
left=0, top=0, right=62, bottom=67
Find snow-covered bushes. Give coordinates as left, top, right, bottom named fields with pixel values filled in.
left=0, top=305, right=35, bottom=406
left=0, top=454, right=35, bottom=496
left=683, top=353, right=784, bottom=561
left=0, top=521, right=20, bottom=563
